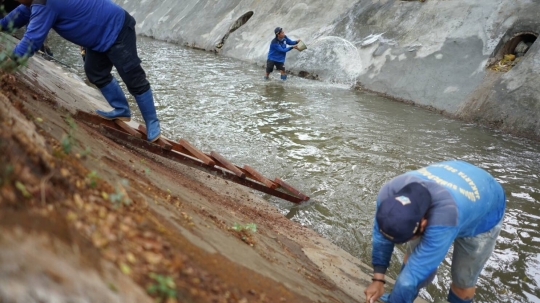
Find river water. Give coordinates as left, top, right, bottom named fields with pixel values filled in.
left=48, top=34, right=540, bottom=303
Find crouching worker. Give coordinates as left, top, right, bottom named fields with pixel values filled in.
left=365, top=160, right=506, bottom=303
left=0, top=0, right=161, bottom=142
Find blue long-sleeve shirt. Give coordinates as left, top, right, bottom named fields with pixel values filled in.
left=267, top=35, right=298, bottom=63
left=372, top=160, right=506, bottom=303
left=0, top=0, right=125, bottom=58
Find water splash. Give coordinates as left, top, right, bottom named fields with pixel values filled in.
left=290, top=36, right=363, bottom=87
left=360, top=33, right=386, bottom=47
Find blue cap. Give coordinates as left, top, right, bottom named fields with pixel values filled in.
left=274, top=27, right=283, bottom=35
left=376, top=182, right=431, bottom=244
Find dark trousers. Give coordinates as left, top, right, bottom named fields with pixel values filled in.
left=84, top=11, right=150, bottom=96
left=266, top=59, right=285, bottom=73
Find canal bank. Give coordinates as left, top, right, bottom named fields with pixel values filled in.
left=113, top=0, right=540, bottom=141
left=0, top=34, right=431, bottom=302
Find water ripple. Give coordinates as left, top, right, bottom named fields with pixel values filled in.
left=48, top=34, right=540, bottom=303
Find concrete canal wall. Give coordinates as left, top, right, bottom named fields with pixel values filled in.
left=115, top=0, right=540, bottom=139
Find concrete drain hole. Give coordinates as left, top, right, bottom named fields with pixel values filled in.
left=216, top=11, right=254, bottom=50
left=489, top=32, right=537, bottom=72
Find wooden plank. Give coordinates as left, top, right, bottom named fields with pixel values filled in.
left=159, top=137, right=196, bottom=158
left=238, top=168, right=257, bottom=181
left=178, top=139, right=215, bottom=166
left=137, top=125, right=172, bottom=150
left=274, top=178, right=310, bottom=201
left=210, top=151, right=245, bottom=178
left=100, top=125, right=303, bottom=203
left=212, top=158, right=251, bottom=177
left=114, top=120, right=142, bottom=138
left=243, top=165, right=277, bottom=189
left=77, top=111, right=308, bottom=203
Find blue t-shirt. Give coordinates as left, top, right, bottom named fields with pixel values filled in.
left=267, top=35, right=298, bottom=63
left=371, top=160, right=506, bottom=303
left=0, top=0, right=125, bottom=57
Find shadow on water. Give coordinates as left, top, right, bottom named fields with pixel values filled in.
left=47, top=33, right=540, bottom=303
left=263, top=81, right=286, bottom=98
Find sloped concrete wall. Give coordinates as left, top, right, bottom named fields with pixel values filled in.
left=115, top=0, right=540, bottom=139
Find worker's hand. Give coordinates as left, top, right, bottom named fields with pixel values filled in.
left=297, top=39, right=301, bottom=43
left=292, top=45, right=298, bottom=49
left=364, top=281, right=385, bottom=303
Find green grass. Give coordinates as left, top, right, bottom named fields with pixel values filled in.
left=147, top=273, right=177, bottom=300
left=0, top=8, right=29, bottom=73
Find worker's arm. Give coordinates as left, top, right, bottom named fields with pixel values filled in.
left=387, top=226, right=458, bottom=303
left=284, top=36, right=298, bottom=46
left=13, top=4, right=56, bottom=58
left=0, top=5, right=31, bottom=32
left=365, top=218, right=395, bottom=303
left=272, top=42, right=293, bottom=53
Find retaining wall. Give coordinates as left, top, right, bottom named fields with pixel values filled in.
left=115, top=0, right=540, bottom=139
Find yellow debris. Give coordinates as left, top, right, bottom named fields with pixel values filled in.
left=503, top=54, right=516, bottom=61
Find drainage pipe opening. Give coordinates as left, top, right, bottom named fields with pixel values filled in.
left=489, top=32, right=537, bottom=72
left=216, top=11, right=254, bottom=50
left=505, top=33, right=537, bottom=57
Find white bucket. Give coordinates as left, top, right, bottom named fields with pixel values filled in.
left=297, top=40, right=307, bottom=51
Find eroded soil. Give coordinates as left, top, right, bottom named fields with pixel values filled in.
left=0, top=66, right=359, bottom=303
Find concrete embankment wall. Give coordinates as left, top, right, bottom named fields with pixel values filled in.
left=115, top=0, right=540, bottom=139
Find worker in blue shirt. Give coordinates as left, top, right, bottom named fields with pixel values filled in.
left=0, top=0, right=161, bottom=142
left=264, top=27, right=299, bottom=81
left=365, top=160, right=506, bottom=303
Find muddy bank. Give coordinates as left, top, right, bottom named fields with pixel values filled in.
left=0, top=33, right=429, bottom=302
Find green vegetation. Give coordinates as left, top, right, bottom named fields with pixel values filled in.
left=147, top=273, right=177, bottom=301
left=0, top=9, right=28, bottom=73
left=80, top=146, right=92, bottom=157
left=86, top=170, right=99, bottom=188
left=60, top=115, right=78, bottom=154
left=108, top=179, right=131, bottom=208
left=0, top=163, right=13, bottom=186
left=15, top=181, right=31, bottom=198
left=232, top=222, right=257, bottom=233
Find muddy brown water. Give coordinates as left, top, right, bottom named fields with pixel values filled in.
left=48, top=33, right=540, bottom=303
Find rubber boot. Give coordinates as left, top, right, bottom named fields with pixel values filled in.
left=280, top=74, right=287, bottom=81
left=134, top=89, right=161, bottom=142
left=96, top=78, right=131, bottom=121
left=264, top=75, right=269, bottom=80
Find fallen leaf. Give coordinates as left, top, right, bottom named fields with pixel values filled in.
left=144, top=252, right=163, bottom=265
left=60, top=168, right=70, bottom=177
left=91, top=233, right=109, bottom=248
left=73, top=194, right=84, bottom=209
left=15, top=181, right=31, bottom=198
left=126, top=252, right=137, bottom=263
left=66, top=211, right=78, bottom=221
left=119, top=262, right=131, bottom=275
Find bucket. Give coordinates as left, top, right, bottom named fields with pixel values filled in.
left=297, top=40, right=307, bottom=51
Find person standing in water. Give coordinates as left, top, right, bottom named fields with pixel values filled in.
left=264, top=27, right=300, bottom=81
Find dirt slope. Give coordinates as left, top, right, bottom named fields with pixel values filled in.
left=0, top=53, right=385, bottom=303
